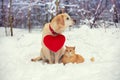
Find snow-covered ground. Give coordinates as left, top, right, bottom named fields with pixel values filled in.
left=0, top=25, right=120, bottom=80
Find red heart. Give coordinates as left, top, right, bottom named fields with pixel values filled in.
left=43, top=34, right=65, bottom=52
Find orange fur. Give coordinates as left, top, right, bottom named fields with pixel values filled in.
left=61, top=46, right=84, bottom=65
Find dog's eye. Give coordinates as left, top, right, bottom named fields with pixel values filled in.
left=66, top=17, right=69, bottom=20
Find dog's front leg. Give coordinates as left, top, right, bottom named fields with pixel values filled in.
left=55, top=48, right=65, bottom=63
left=59, top=48, right=65, bottom=59
left=42, top=47, right=53, bottom=64
left=55, top=53, right=59, bottom=64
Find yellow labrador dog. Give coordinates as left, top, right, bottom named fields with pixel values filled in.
left=31, top=13, right=74, bottom=64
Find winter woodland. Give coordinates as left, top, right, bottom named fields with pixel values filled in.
left=0, top=0, right=120, bottom=80
left=0, top=0, right=120, bottom=36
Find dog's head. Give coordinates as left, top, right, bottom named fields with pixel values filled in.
left=51, top=13, right=75, bottom=33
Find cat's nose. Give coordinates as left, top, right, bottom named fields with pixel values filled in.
left=70, top=52, right=72, bottom=55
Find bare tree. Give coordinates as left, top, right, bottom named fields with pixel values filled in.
left=111, top=0, right=119, bottom=28
left=28, top=7, right=31, bottom=33
left=55, top=0, right=59, bottom=14
left=9, top=0, right=13, bottom=36
left=90, top=0, right=109, bottom=28
left=2, top=0, right=8, bottom=36
left=90, top=0, right=103, bottom=28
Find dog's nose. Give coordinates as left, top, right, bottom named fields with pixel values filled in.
left=72, top=19, right=76, bottom=25
left=73, top=19, right=76, bottom=24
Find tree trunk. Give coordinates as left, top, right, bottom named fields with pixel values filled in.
left=28, top=8, right=31, bottom=33
left=111, top=0, right=118, bottom=28
left=2, top=0, right=8, bottom=36
left=1, top=0, right=4, bottom=27
left=55, top=0, right=59, bottom=14
left=9, top=0, right=13, bottom=36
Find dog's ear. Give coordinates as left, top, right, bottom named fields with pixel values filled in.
left=56, top=15, right=65, bottom=27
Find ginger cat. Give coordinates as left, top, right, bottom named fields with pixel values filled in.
left=61, top=46, right=84, bottom=65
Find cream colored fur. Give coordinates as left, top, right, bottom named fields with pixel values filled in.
left=31, top=13, right=74, bottom=64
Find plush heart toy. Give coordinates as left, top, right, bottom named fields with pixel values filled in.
left=43, top=34, right=65, bottom=52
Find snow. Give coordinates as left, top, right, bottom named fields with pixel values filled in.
left=47, top=0, right=57, bottom=16
left=0, top=25, right=120, bottom=80
left=109, top=4, right=115, bottom=13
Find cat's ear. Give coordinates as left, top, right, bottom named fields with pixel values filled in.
left=65, top=45, right=68, bottom=48
left=73, top=47, right=75, bottom=50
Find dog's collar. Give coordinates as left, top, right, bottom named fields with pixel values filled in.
left=49, top=25, right=58, bottom=35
